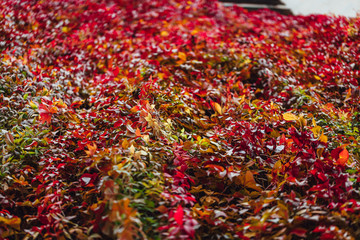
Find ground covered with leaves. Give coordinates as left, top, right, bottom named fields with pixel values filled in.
left=1, top=0, right=360, bottom=239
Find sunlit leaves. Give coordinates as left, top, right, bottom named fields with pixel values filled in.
left=0, top=216, right=21, bottom=238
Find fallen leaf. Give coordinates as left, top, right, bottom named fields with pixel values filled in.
left=283, top=112, right=298, bottom=121
left=85, top=143, right=97, bottom=157
left=214, top=102, right=222, bottom=115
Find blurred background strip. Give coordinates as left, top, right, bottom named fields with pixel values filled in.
left=220, top=0, right=360, bottom=17
left=219, top=0, right=293, bottom=15
left=282, top=0, right=360, bottom=17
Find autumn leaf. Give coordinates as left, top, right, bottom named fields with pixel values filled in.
left=290, top=228, right=307, bottom=238
left=4, top=131, right=14, bottom=146
left=38, top=104, right=55, bottom=124
left=129, top=145, right=135, bottom=155
left=283, top=112, right=298, bottom=121
left=161, top=31, right=169, bottom=37
left=311, top=126, right=322, bottom=138
left=174, top=205, right=184, bottom=226
left=214, top=102, right=222, bottom=115
left=130, top=106, right=140, bottom=113
left=85, top=143, right=97, bottom=157
left=318, top=133, right=328, bottom=143
left=0, top=216, right=21, bottom=230
left=29, top=100, right=38, bottom=109
left=237, top=171, right=262, bottom=192
left=337, top=148, right=349, bottom=166
left=178, top=52, right=187, bottom=62
left=331, top=146, right=349, bottom=166
left=205, top=164, right=224, bottom=172
left=142, top=134, right=150, bottom=143
left=135, top=128, right=141, bottom=137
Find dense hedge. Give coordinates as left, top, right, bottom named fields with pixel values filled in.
left=1, top=0, right=360, bottom=239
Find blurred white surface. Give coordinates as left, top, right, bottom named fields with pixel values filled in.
left=282, top=0, right=360, bottom=17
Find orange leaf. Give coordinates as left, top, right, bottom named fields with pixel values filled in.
left=205, top=164, right=224, bottom=172
left=85, top=143, right=97, bottom=157
left=130, top=106, right=140, bottom=113
left=318, top=133, right=328, bottom=143
left=135, top=128, right=141, bottom=137
left=337, top=148, right=349, bottom=166
left=49, top=106, right=58, bottom=114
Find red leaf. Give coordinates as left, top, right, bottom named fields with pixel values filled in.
left=174, top=205, right=183, bottom=226
left=38, top=104, right=54, bottom=124
left=290, top=228, right=307, bottom=237
left=331, top=146, right=349, bottom=166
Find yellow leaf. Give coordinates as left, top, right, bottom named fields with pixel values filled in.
left=65, top=112, right=81, bottom=123
left=0, top=216, right=21, bottom=230
left=298, top=114, right=307, bottom=127
left=311, top=126, right=322, bottom=138
left=158, top=72, right=165, bottom=80
left=214, top=102, right=222, bottom=115
left=122, top=139, right=129, bottom=149
left=191, top=29, right=199, bottom=35
left=283, top=112, right=298, bottom=121
left=314, top=75, right=321, bottom=80
left=273, top=160, right=282, bottom=173
left=129, top=145, right=135, bottom=155
left=160, top=31, right=169, bottom=37
left=239, top=95, right=245, bottom=105
left=178, top=52, right=187, bottom=62
left=142, top=135, right=150, bottom=144
left=49, top=106, right=58, bottom=114
left=62, top=26, right=70, bottom=33
left=270, top=130, right=280, bottom=138
left=312, top=118, right=317, bottom=127
left=200, top=148, right=214, bottom=153
left=29, top=100, right=38, bottom=109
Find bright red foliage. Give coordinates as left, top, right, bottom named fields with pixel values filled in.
left=1, top=0, right=360, bottom=239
